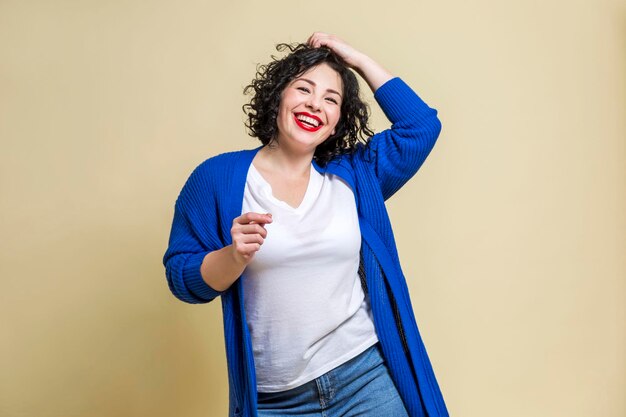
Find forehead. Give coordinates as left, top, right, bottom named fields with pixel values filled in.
left=292, top=63, right=343, bottom=91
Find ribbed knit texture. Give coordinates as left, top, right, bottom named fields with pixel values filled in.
left=163, top=77, right=448, bottom=417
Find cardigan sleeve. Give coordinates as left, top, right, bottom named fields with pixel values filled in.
left=162, top=162, right=225, bottom=304
left=361, top=77, right=442, bottom=201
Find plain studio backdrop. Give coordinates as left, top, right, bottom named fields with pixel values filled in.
left=1, top=0, right=624, bottom=416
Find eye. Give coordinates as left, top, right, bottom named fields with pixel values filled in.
left=325, top=97, right=339, bottom=104
left=297, top=86, right=310, bottom=93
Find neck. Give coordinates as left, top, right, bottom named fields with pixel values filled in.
left=259, top=140, right=314, bottom=178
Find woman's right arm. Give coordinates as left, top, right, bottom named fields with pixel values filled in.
left=163, top=196, right=271, bottom=303
left=163, top=158, right=272, bottom=304
left=163, top=200, right=224, bottom=304
left=200, top=212, right=272, bottom=292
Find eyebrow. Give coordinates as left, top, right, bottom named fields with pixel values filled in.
left=296, top=78, right=343, bottom=98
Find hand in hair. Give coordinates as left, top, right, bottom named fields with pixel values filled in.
left=306, top=32, right=363, bottom=69
left=306, top=32, right=393, bottom=92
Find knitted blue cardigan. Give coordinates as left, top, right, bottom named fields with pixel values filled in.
left=163, top=77, right=449, bottom=417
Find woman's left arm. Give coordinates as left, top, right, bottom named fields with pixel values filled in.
left=308, top=32, right=442, bottom=200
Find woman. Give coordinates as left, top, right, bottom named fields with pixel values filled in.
left=163, top=32, right=449, bottom=417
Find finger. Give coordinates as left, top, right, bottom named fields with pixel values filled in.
left=236, top=241, right=263, bottom=256
left=308, top=32, right=327, bottom=48
left=237, top=223, right=268, bottom=239
left=236, top=212, right=273, bottom=225
left=233, top=232, right=263, bottom=246
left=311, top=34, right=326, bottom=48
left=313, top=35, right=340, bottom=51
left=239, top=233, right=264, bottom=245
left=316, top=33, right=335, bottom=46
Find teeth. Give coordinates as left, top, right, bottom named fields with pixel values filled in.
left=296, top=114, right=320, bottom=127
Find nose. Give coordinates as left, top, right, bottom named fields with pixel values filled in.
left=306, top=94, right=322, bottom=111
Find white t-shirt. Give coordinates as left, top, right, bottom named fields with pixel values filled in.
left=241, top=162, right=379, bottom=393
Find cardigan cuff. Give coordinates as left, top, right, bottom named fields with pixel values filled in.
left=373, top=77, right=438, bottom=125
left=183, top=251, right=224, bottom=301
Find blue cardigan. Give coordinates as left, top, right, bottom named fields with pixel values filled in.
left=163, top=77, right=449, bottom=417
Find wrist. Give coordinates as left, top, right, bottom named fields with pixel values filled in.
left=350, top=52, right=371, bottom=71
left=226, top=244, right=248, bottom=267
left=350, top=54, right=393, bottom=93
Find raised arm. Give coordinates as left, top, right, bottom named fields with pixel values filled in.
left=364, top=78, right=442, bottom=200
left=308, top=32, right=442, bottom=200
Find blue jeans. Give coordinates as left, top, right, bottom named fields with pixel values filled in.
left=257, top=342, right=409, bottom=417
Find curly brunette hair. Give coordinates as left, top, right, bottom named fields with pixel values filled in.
left=242, top=43, right=374, bottom=166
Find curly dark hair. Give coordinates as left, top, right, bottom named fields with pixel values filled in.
left=242, top=43, right=374, bottom=166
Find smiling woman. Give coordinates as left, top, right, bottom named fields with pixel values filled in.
left=163, top=32, right=448, bottom=417
left=274, top=63, right=343, bottom=153
left=242, top=40, right=374, bottom=168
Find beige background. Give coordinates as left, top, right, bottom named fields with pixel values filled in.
left=1, top=0, right=624, bottom=416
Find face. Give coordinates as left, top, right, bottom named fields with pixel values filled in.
left=274, top=63, right=343, bottom=153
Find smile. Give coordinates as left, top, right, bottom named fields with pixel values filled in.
left=294, top=113, right=323, bottom=132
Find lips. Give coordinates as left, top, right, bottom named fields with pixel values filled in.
left=294, top=112, right=323, bottom=132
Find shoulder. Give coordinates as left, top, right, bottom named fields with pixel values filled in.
left=188, top=148, right=255, bottom=180
left=194, top=149, right=244, bottom=173
left=177, top=148, right=253, bottom=205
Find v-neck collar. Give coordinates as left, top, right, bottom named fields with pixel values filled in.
left=248, top=161, right=320, bottom=213
left=245, top=145, right=355, bottom=188
left=226, top=145, right=358, bottom=239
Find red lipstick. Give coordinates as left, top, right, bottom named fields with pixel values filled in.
left=294, top=112, right=323, bottom=132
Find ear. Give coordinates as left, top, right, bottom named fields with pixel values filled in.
left=331, top=129, right=336, bottom=135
